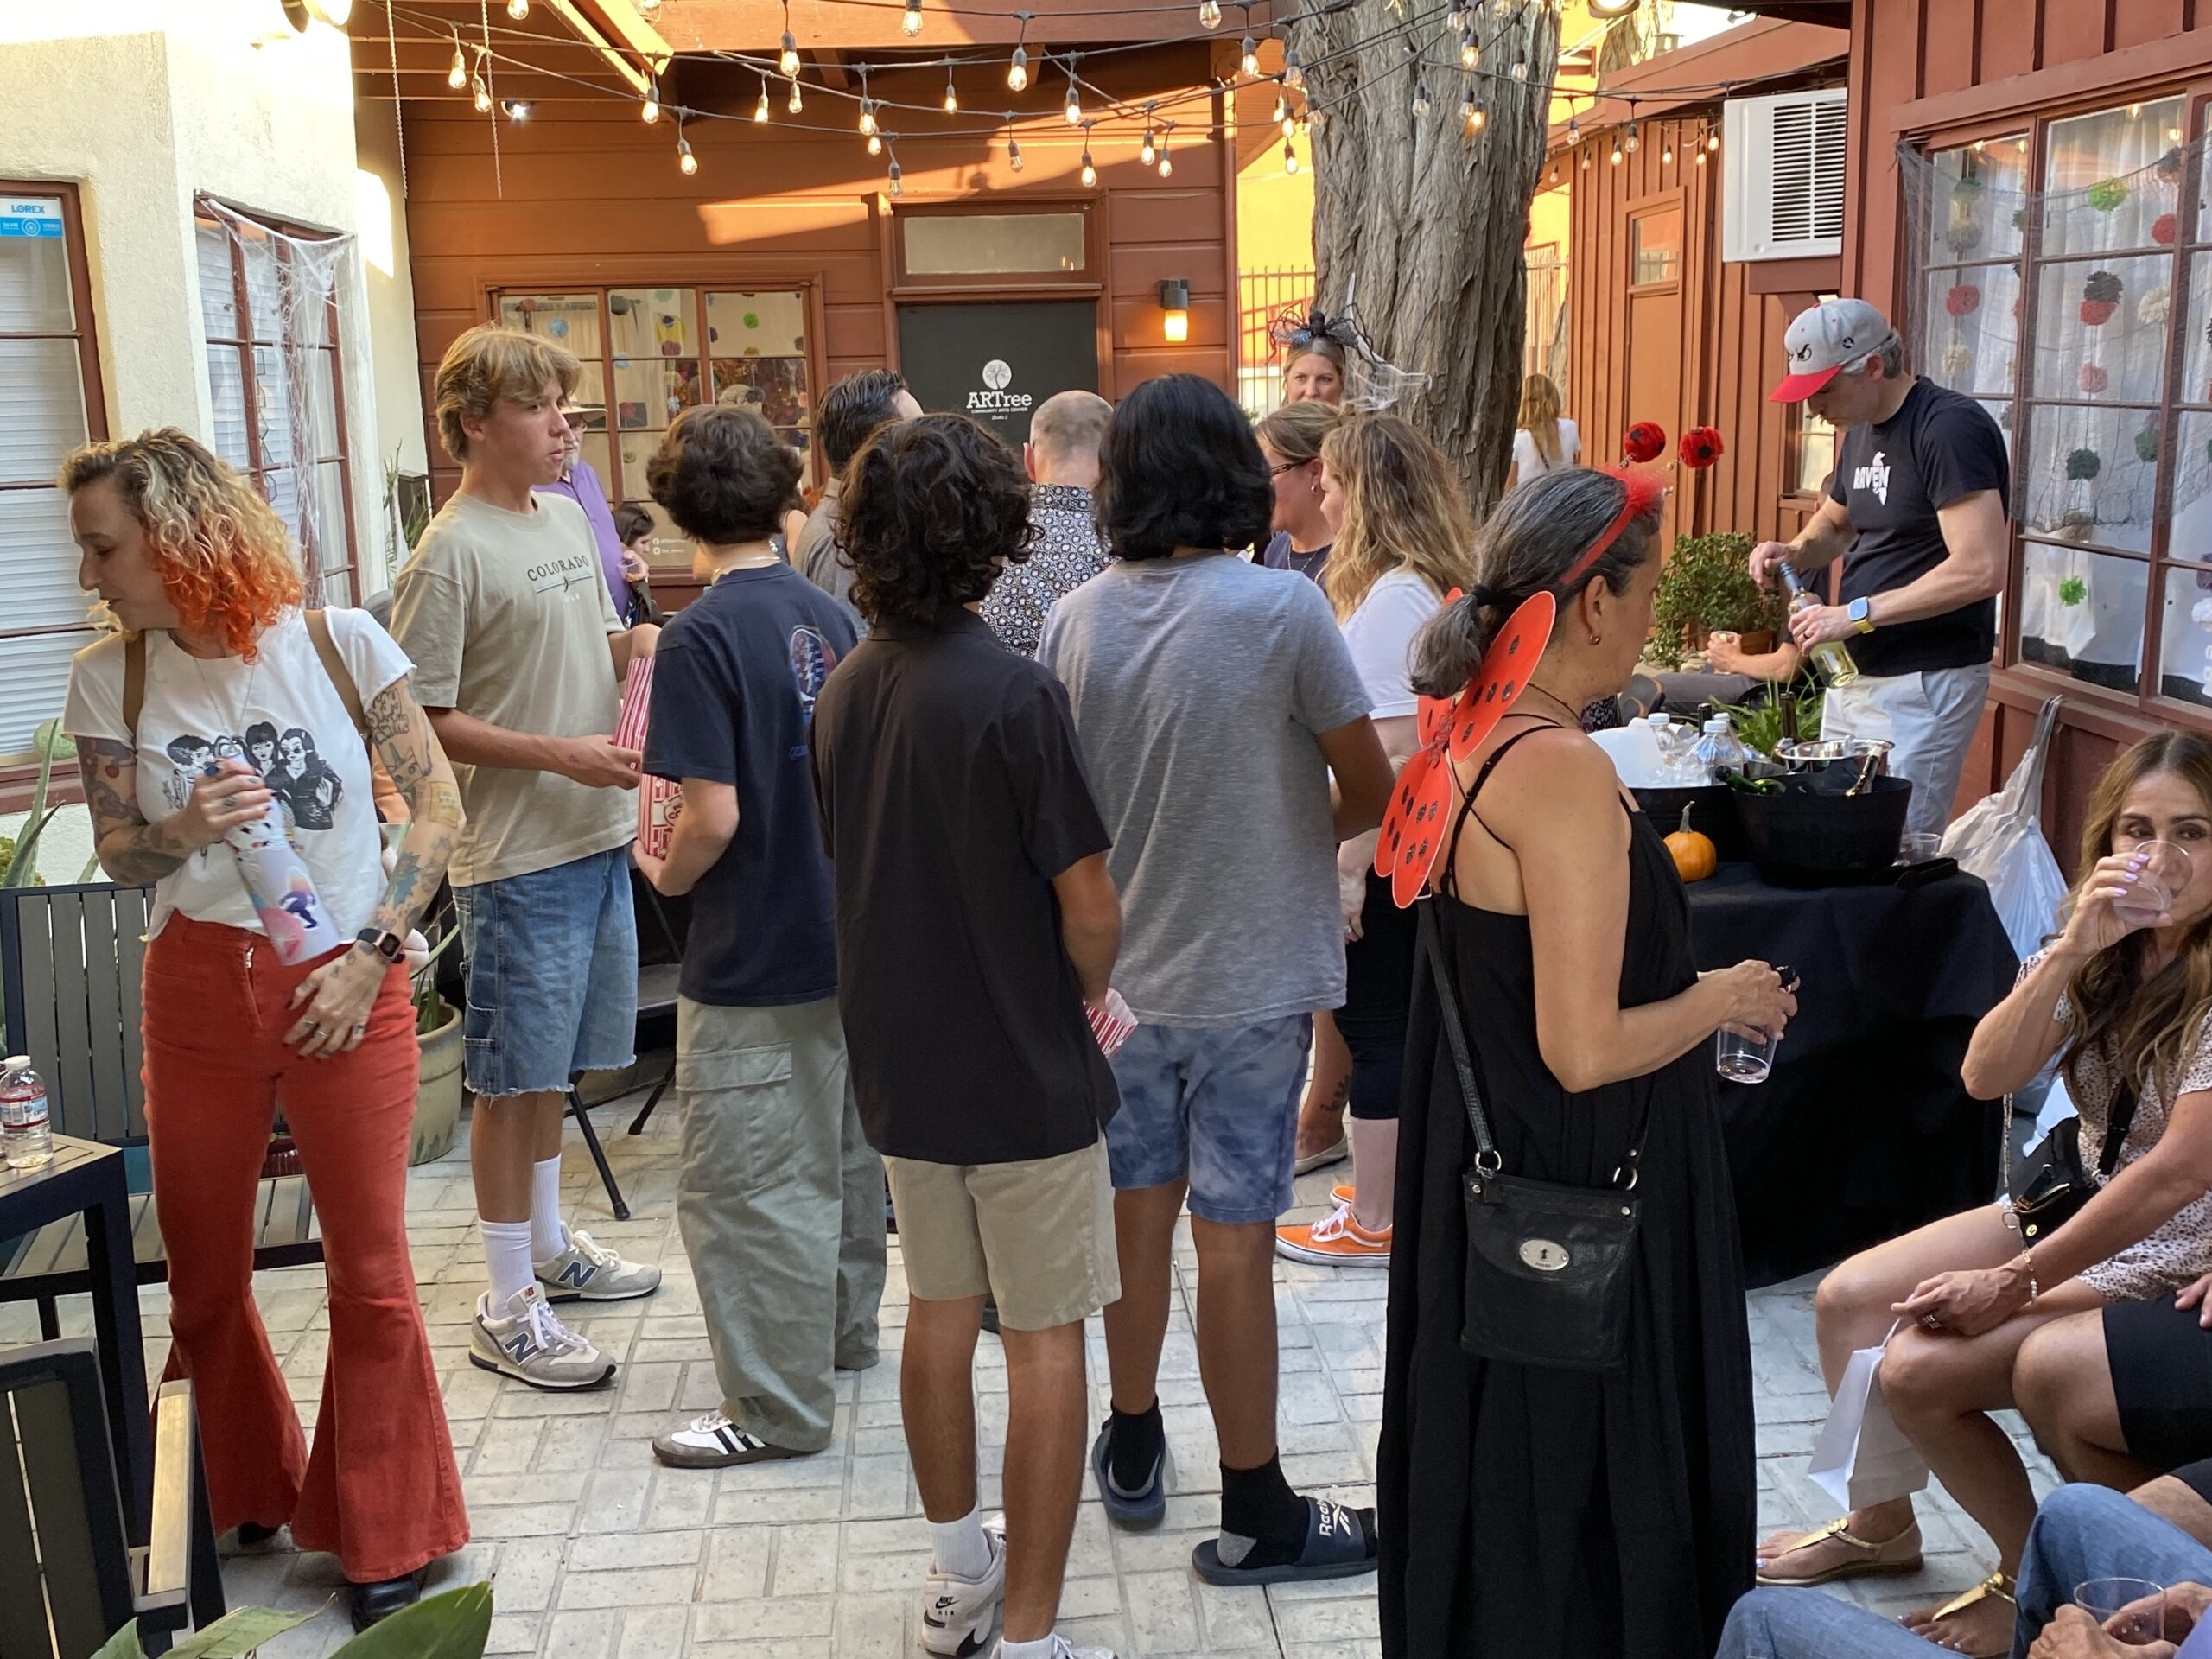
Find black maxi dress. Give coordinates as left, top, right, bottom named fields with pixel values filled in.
left=1377, top=726, right=1757, bottom=1659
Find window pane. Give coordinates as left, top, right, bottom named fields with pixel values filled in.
left=1984, top=399, right=2016, bottom=459
left=0, top=195, right=74, bottom=332
left=609, top=288, right=696, bottom=361
left=302, top=348, right=340, bottom=460
left=576, top=431, right=613, bottom=499
left=2018, top=540, right=2145, bottom=690
left=566, top=360, right=607, bottom=432
left=613, top=358, right=700, bottom=432
left=1631, top=209, right=1681, bottom=285
left=264, top=466, right=303, bottom=553
left=1925, top=138, right=2030, bottom=264
left=2020, top=402, right=2158, bottom=554
left=0, top=626, right=92, bottom=760
left=900, top=215, right=1086, bottom=276
left=705, top=290, right=807, bottom=355
left=0, top=487, right=87, bottom=630
left=1923, top=259, right=2022, bottom=397
left=207, top=346, right=251, bottom=469
left=255, top=346, right=298, bottom=469
left=1794, top=407, right=1837, bottom=495
left=710, top=355, right=810, bottom=427
left=2169, top=412, right=2212, bottom=553
left=194, top=220, right=239, bottom=338
left=312, top=461, right=350, bottom=602
left=2178, top=251, right=2212, bottom=404
left=242, top=232, right=283, bottom=341
left=499, top=292, right=604, bottom=358
left=2030, top=251, right=2171, bottom=404
left=2159, top=563, right=2212, bottom=707
left=0, top=337, right=89, bottom=484
left=2039, top=99, right=2186, bottom=258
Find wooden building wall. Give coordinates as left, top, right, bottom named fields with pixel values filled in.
left=398, top=45, right=1233, bottom=508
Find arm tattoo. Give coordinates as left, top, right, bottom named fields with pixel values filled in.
left=76, top=740, right=188, bottom=886
left=364, top=684, right=462, bottom=938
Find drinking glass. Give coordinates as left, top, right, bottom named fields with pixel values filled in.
left=1899, top=832, right=1943, bottom=865
left=1715, top=1027, right=1778, bottom=1084
left=2113, top=840, right=2193, bottom=927
left=2075, top=1579, right=2166, bottom=1645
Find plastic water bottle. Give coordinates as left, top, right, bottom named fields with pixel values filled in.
left=1692, top=715, right=1750, bottom=785
left=207, top=763, right=335, bottom=965
left=1, top=1057, right=53, bottom=1171
left=1642, top=714, right=1694, bottom=785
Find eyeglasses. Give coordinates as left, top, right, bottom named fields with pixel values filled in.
left=1269, top=460, right=1306, bottom=477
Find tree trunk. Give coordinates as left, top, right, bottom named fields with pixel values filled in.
left=1291, top=2, right=1560, bottom=518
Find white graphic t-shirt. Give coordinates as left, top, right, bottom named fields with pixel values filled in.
left=62, top=608, right=412, bottom=943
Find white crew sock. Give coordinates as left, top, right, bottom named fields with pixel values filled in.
left=930, top=1508, right=992, bottom=1581
left=530, top=1155, right=567, bottom=1261
left=995, top=1634, right=1064, bottom=1659
left=480, top=1218, right=537, bottom=1308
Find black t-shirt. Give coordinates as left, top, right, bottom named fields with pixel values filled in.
left=810, top=607, right=1118, bottom=1165
left=644, top=563, right=858, bottom=1007
left=1826, top=378, right=2008, bottom=677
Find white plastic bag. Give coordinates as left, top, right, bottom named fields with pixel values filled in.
left=1807, top=1321, right=1930, bottom=1510
left=1941, top=695, right=2069, bottom=963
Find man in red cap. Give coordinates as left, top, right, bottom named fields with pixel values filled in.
left=1751, top=297, right=2010, bottom=840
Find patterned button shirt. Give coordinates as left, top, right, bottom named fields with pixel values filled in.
left=981, top=483, right=1110, bottom=658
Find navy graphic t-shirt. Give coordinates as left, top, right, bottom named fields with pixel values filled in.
left=644, top=562, right=861, bottom=1007
left=1827, top=377, right=2009, bottom=677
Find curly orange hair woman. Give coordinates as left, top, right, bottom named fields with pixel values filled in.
left=59, top=429, right=471, bottom=1628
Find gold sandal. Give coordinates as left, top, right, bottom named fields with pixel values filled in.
left=1911, top=1572, right=2017, bottom=1659
left=1755, top=1516, right=1926, bottom=1586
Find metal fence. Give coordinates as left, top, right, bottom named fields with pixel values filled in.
left=1236, top=267, right=1316, bottom=416
left=1525, top=251, right=1568, bottom=387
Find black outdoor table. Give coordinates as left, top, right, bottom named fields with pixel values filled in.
left=0, top=1136, right=151, bottom=1541
left=1685, top=861, right=2018, bottom=1288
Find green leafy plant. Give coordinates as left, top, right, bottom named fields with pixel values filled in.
left=1723, top=682, right=1827, bottom=759
left=2059, top=574, right=2089, bottom=606
left=3, top=721, right=78, bottom=887
left=1647, top=531, right=1787, bottom=671
left=94, top=1583, right=493, bottom=1658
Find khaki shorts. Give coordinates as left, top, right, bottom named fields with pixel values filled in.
left=885, top=1137, right=1120, bottom=1331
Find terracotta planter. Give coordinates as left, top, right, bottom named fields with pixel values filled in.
left=1737, top=629, right=1778, bottom=657
left=410, top=999, right=465, bottom=1166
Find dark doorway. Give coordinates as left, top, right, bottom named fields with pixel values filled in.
left=896, top=300, right=1099, bottom=448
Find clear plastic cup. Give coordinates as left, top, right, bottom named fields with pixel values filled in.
left=2113, top=840, right=2193, bottom=927
left=1898, top=832, right=1943, bottom=865
left=1715, top=1027, right=1778, bottom=1084
left=2075, top=1578, right=2165, bottom=1645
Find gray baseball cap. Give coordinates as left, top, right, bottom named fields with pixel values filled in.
left=1770, top=298, right=1898, bottom=403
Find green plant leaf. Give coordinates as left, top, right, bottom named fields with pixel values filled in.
left=166, top=1603, right=326, bottom=1657
left=1647, top=531, right=1782, bottom=671
left=335, top=1583, right=494, bottom=1657
left=79, top=850, right=104, bottom=884
left=2, top=804, right=60, bottom=887
left=92, top=1621, right=149, bottom=1659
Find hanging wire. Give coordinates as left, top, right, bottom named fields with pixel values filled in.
left=387, top=2, right=410, bottom=195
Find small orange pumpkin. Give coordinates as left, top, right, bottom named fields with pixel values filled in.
left=1666, top=804, right=1717, bottom=883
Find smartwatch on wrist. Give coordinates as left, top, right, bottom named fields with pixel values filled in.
left=1847, top=597, right=1876, bottom=634
left=354, top=927, right=405, bottom=963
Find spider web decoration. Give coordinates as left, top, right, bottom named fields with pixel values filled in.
left=1268, top=285, right=1433, bottom=412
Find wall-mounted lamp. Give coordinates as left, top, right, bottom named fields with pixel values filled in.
left=1158, top=278, right=1190, bottom=343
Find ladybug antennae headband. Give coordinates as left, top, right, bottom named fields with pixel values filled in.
left=1558, top=467, right=1668, bottom=592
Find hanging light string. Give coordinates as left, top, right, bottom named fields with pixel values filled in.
left=479, top=0, right=503, bottom=198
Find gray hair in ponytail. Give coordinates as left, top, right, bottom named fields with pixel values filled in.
left=1408, top=467, right=1664, bottom=700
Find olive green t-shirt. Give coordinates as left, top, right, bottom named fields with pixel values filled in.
left=391, top=490, right=632, bottom=887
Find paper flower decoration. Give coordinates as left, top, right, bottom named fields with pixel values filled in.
left=2142, top=285, right=2172, bottom=326
left=2155, top=213, right=2180, bottom=245
left=2066, top=447, right=2102, bottom=481
left=2080, top=270, right=2124, bottom=326
left=2088, top=177, right=2129, bottom=212
left=2080, top=364, right=2110, bottom=395
left=1623, top=423, right=1668, bottom=464
left=1946, top=283, right=1983, bottom=317
left=1679, top=427, right=1726, bottom=469
left=2058, top=575, right=2088, bottom=607
left=1942, top=343, right=1974, bottom=378
left=2138, top=427, right=2163, bottom=463
left=2160, top=146, right=2185, bottom=182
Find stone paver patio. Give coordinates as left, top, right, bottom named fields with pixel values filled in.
left=0, top=1071, right=2055, bottom=1656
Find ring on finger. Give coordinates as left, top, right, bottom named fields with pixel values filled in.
left=1921, top=1313, right=1942, bottom=1331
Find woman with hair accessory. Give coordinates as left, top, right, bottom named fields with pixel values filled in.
left=1276, top=416, right=1473, bottom=1272
left=1254, top=399, right=1344, bottom=582
left=1377, top=466, right=1794, bottom=1659
left=58, top=429, right=470, bottom=1630
left=1275, top=309, right=1351, bottom=406
left=1758, top=732, right=2212, bottom=1659
left=1506, top=372, right=1581, bottom=489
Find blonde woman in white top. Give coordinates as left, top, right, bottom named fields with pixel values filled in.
left=1508, top=373, right=1581, bottom=488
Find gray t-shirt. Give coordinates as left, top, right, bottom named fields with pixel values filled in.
left=1039, top=552, right=1373, bottom=1027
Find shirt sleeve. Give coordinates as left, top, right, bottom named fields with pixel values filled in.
left=1003, top=675, right=1109, bottom=880
left=1288, top=582, right=1381, bottom=735
left=1920, top=400, right=2012, bottom=512
left=1340, top=577, right=1436, bottom=718
left=641, top=626, right=741, bottom=787
left=328, top=607, right=415, bottom=707
left=390, top=555, right=467, bottom=709
left=1510, top=430, right=1535, bottom=474
left=60, top=632, right=130, bottom=747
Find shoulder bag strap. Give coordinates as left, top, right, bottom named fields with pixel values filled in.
left=2098, top=1079, right=2139, bottom=1180
left=122, top=631, right=146, bottom=745
left=302, top=608, right=371, bottom=747
left=1418, top=899, right=1503, bottom=1170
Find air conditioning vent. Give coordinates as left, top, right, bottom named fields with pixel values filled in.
left=1723, top=89, right=1847, bottom=262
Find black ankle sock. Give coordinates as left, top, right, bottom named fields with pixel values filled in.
left=1218, top=1456, right=1310, bottom=1566
left=1107, top=1401, right=1164, bottom=1492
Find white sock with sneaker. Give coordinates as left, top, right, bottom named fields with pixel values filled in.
left=931, top=1508, right=993, bottom=1580
left=995, top=1637, right=1063, bottom=1659
left=480, top=1218, right=536, bottom=1306
left=529, top=1156, right=566, bottom=1261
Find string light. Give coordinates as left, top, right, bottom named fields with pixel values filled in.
left=1199, top=0, right=1221, bottom=26
left=1462, top=93, right=1485, bottom=136
left=1283, top=134, right=1299, bottom=174
left=446, top=30, right=467, bottom=89
left=868, top=130, right=883, bottom=155
left=1240, top=35, right=1260, bottom=76
left=1009, top=13, right=1031, bottom=91
left=1624, top=118, right=1640, bottom=154
left=1459, top=33, right=1478, bottom=70
left=859, top=92, right=878, bottom=137
left=677, top=119, right=697, bottom=175
left=505, top=0, right=527, bottom=17
left=1157, top=120, right=1173, bottom=177
left=1411, top=77, right=1431, bottom=117
left=641, top=76, right=660, bottom=123
left=887, top=157, right=903, bottom=198
left=1567, top=111, right=1580, bottom=144
left=902, top=0, right=925, bottom=35
left=472, top=65, right=493, bottom=113
left=779, top=0, right=800, bottom=76
left=1284, top=47, right=1304, bottom=90
left=1510, top=46, right=1527, bottom=80
left=1662, top=132, right=1675, bottom=163
left=1446, top=5, right=1464, bottom=27
left=1281, top=98, right=1296, bottom=138
left=754, top=73, right=770, bottom=122
left=1271, top=84, right=1287, bottom=126
left=1706, top=124, right=1720, bottom=152
left=1007, top=125, right=1024, bottom=172
left=1583, top=148, right=1592, bottom=168
left=1610, top=134, right=1624, bottom=163
left=943, top=65, right=957, bottom=112
left=500, top=98, right=530, bottom=118
left=1065, top=61, right=1083, bottom=124
left=1141, top=103, right=1158, bottom=164
left=1080, top=122, right=1097, bottom=187
left=788, top=75, right=804, bottom=113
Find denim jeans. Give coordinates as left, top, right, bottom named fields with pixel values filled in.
left=2012, top=1484, right=2212, bottom=1659
left=1714, top=1588, right=1936, bottom=1659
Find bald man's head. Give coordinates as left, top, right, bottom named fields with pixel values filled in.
left=1025, top=390, right=1112, bottom=489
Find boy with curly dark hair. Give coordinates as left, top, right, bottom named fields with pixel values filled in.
left=811, top=413, right=1127, bottom=1659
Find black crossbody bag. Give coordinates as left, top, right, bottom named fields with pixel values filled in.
left=1420, top=904, right=1644, bottom=1372
left=2004, top=1079, right=2136, bottom=1243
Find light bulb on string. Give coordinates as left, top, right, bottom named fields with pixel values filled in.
left=1412, top=77, right=1431, bottom=118
left=887, top=158, right=903, bottom=199
left=1284, top=47, right=1304, bottom=90
left=1283, top=135, right=1299, bottom=175
left=1662, top=133, right=1674, bottom=164
left=446, top=32, right=467, bottom=89
left=859, top=96, right=878, bottom=137
left=1065, top=70, right=1082, bottom=124
left=472, top=70, right=492, bottom=114
left=1706, top=125, right=1719, bottom=152
left=943, top=65, right=957, bottom=112
left=1609, top=135, right=1623, bottom=164
left=1157, top=123, right=1173, bottom=177
left=1463, top=95, right=1486, bottom=136
left=788, top=76, right=804, bottom=113
left=506, top=0, right=528, bottom=18
left=780, top=31, right=800, bottom=74
left=1694, top=144, right=1706, bottom=166
left=1008, top=132, right=1024, bottom=172
left=677, top=130, right=697, bottom=175
left=1281, top=102, right=1296, bottom=138
left=1510, top=46, right=1527, bottom=80
left=1080, top=124, right=1097, bottom=188
left=1141, top=103, right=1158, bottom=164
left=1582, top=149, right=1592, bottom=168
left=902, top=0, right=925, bottom=35
left=868, top=131, right=882, bottom=156
left=1272, top=84, right=1287, bottom=126
left=1567, top=111, right=1580, bottom=144
left=1008, top=45, right=1028, bottom=91
left=1624, top=118, right=1639, bottom=153
left=642, top=78, right=660, bottom=123
left=1240, top=35, right=1260, bottom=77
left=1199, top=0, right=1221, bottom=26
left=1446, top=5, right=1463, bottom=27
left=1460, top=33, right=1478, bottom=70
left=500, top=98, right=531, bottom=118
left=754, top=74, right=770, bottom=122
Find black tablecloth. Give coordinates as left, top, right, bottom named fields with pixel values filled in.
left=1686, top=861, right=2017, bottom=1287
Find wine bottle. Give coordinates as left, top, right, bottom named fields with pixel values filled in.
left=1776, top=563, right=1862, bottom=688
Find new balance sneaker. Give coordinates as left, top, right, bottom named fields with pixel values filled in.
left=534, top=1223, right=663, bottom=1302
left=990, top=1637, right=1119, bottom=1659
left=1274, top=1201, right=1391, bottom=1268
left=469, top=1284, right=616, bottom=1390
left=919, top=1514, right=1007, bottom=1656
left=652, top=1411, right=809, bottom=1470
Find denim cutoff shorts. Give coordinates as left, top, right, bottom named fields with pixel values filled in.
left=1104, top=1014, right=1312, bottom=1224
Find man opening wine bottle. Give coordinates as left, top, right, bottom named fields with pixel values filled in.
left=1755, top=297, right=2011, bottom=841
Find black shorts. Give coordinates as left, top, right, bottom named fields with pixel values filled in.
left=1337, top=872, right=1416, bottom=1122
left=2104, top=1294, right=2212, bottom=1473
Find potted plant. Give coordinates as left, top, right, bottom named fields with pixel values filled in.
left=97, top=1581, right=492, bottom=1657
left=410, top=898, right=467, bottom=1167
left=1646, top=531, right=1789, bottom=671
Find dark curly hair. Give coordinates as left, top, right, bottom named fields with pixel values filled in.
left=1097, top=374, right=1273, bottom=561
left=611, top=499, right=654, bottom=545
left=817, top=368, right=911, bottom=470
left=644, top=404, right=802, bottom=546
left=839, top=414, right=1034, bottom=630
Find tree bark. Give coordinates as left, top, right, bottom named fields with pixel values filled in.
left=1291, top=1, right=1560, bottom=518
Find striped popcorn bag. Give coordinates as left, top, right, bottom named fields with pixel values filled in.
left=615, top=654, right=682, bottom=860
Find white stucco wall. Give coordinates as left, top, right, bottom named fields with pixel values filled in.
left=353, top=92, right=429, bottom=594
